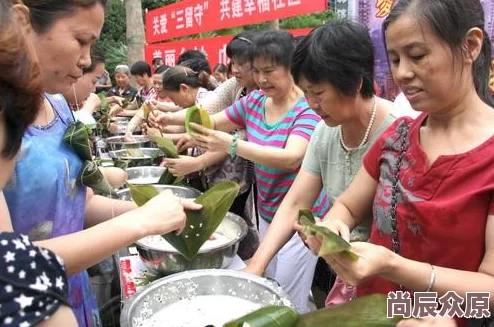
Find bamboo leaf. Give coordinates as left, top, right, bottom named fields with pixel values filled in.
left=223, top=306, right=299, bottom=327
left=296, top=294, right=403, bottom=327
left=126, top=181, right=240, bottom=260
left=163, top=180, right=240, bottom=260
left=149, top=135, right=179, bottom=158
left=142, top=102, right=151, bottom=121
left=185, top=105, right=213, bottom=135
left=63, top=121, right=93, bottom=161
left=126, top=182, right=159, bottom=206
left=79, top=161, right=117, bottom=196
left=297, top=209, right=358, bottom=260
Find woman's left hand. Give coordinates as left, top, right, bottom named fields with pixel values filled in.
left=190, top=122, right=232, bottom=153
left=162, top=155, right=202, bottom=177
left=321, top=242, right=394, bottom=287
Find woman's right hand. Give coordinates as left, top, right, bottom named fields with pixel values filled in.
left=136, top=190, right=202, bottom=236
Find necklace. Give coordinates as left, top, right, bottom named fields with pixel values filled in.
left=339, top=97, right=378, bottom=152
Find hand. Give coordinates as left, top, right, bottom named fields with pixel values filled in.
left=136, top=190, right=202, bottom=235
left=107, top=96, right=124, bottom=106
left=83, top=93, right=101, bottom=114
left=162, top=155, right=203, bottom=177
left=141, top=124, right=162, bottom=139
left=150, top=111, right=171, bottom=128
left=190, top=123, right=232, bottom=153
left=322, top=242, right=393, bottom=287
left=176, top=134, right=196, bottom=153
left=397, top=317, right=458, bottom=327
left=108, top=123, right=119, bottom=135
left=293, top=218, right=350, bottom=255
left=124, top=130, right=135, bottom=142
left=109, top=103, right=123, bottom=117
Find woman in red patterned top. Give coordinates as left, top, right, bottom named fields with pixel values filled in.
left=300, top=1, right=494, bottom=326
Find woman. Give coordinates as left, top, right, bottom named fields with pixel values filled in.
left=0, top=1, right=76, bottom=325
left=107, top=64, right=137, bottom=102
left=302, top=1, right=494, bottom=326
left=213, top=63, right=229, bottom=84
left=1, top=2, right=201, bottom=326
left=158, top=30, right=262, bottom=260
left=245, top=19, right=396, bottom=307
left=158, top=29, right=329, bottom=313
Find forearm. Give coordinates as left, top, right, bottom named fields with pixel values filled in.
left=35, top=210, right=145, bottom=276
left=235, top=139, right=303, bottom=171
left=156, top=102, right=181, bottom=112
left=119, top=108, right=138, bottom=117
left=201, top=151, right=229, bottom=168
left=386, top=253, right=494, bottom=307
left=322, top=200, right=363, bottom=232
left=161, top=125, right=185, bottom=134
left=126, top=113, right=144, bottom=134
left=84, top=195, right=137, bottom=228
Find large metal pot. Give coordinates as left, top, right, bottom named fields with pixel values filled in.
left=105, top=135, right=154, bottom=151
left=109, top=148, right=164, bottom=168
left=125, top=166, right=167, bottom=185
left=120, top=269, right=293, bottom=327
left=134, top=212, right=247, bottom=275
left=116, top=184, right=201, bottom=201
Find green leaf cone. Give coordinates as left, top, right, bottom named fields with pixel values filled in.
left=149, top=135, right=179, bottom=158
left=80, top=161, right=117, bottom=196
left=185, top=104, right=213, bottom=135
left=63, top=121, right=93, bottom=161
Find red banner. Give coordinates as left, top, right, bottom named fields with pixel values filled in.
left=145, top=0, right=326, bottom=43
left=145, top=28, right=313, bottom=68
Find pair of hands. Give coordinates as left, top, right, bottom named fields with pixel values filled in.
left=132, top=189, right=202, bottom=236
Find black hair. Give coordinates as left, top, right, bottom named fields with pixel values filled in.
left=292, top=19, right=375, bottom=99
left=249, top=29, right=294, bottom=69
left=214, top=63, right=228, bottom=74
left=180, top=57, right=212, bottom=75
left=177, top=50, right=206, bottom=65
left=130, top=60, right=152, bottom=77
left=152, top=57, right=164, bottom=66
left=383, top=0, right=494, bottom=106
left=162, top=65, right=213, bottom=91
left=22, top=0, right=107, bottom=34
left=83, top=43, right=105, bottom=74
left=0, top=0, right=44, bottom=158
left=226, top=30, right=260, bottom=63
left=154, top=65, right=170, bottom=75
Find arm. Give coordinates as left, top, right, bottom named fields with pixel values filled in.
left=0, top=192, right=13, bottom=232
left=163, top=151, right=231, bottom=177
left=35, top=190, right=201, bottom=276
left=84, top=194, right=137, bottom=228
left=246, top=169, right=323, bottom=275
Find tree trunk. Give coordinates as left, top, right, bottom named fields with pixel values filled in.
left=268, top=19, right=280, bottom=30
left=125, top=0, right=145, bottom=69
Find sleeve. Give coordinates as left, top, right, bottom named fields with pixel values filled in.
left=0, top=232, right=69, bottom=326
left=363, top=117, right=407, bottom=181
left=290, top=105, right=321, bottom=140
left=107, top=87, right=118, bottom=97
left=301, top=121, right=324, bottom=177
left=225, top=90, right=259, bottom=128
left=200, top=78, right=238, bottom=114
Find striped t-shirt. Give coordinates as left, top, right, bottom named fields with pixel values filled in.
left=225, top=90, right=329, bottom=222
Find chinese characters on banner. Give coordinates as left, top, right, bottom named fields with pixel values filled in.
left=145, top=0, right=326, bottom=43
left=145, top=28, right=313, bottom=68
left=387, top=291, right=491, bottom=320
left=348, top=0, right=494, bottom=100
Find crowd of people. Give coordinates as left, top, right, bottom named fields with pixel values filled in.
left=0, top=0, right=492, bottom=326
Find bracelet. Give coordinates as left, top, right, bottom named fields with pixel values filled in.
left=230, top=133, right=239, bottom=159
left=425, top=264, right=436, bottom=292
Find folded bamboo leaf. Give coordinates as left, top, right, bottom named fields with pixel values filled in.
left=157, top=169, right=177, bottom=185
left=296, top=294, right=403, bottom=327
left=63, top=121, right=92, bottom=161
left=298, top=209, right=358, bottom=260
left=185, top=104, right=213, bottom=135
left=163, top=180, right=240, bottom=260
left=126, top=181, right=240, bottom=260
left=223, top=306, right=299, bottom=327
left=122, top=98, right=131, bottom=108
left=80, top=161, right=117, bottom=196
left=126, top=182, right=159, bottom=206
left=149, top=135, right=179, bottom=158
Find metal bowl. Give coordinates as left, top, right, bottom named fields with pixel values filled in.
left=120, top=269, right=293, bottom=327
left=109, top=148, right=164, bottom=168
left=125, top=166, right=167, bottom=185
left=116, top=184, right=201, bottom=201
left=134, top=212, right=247, bottom=275
left=105, top=135, right=154, bottom=151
